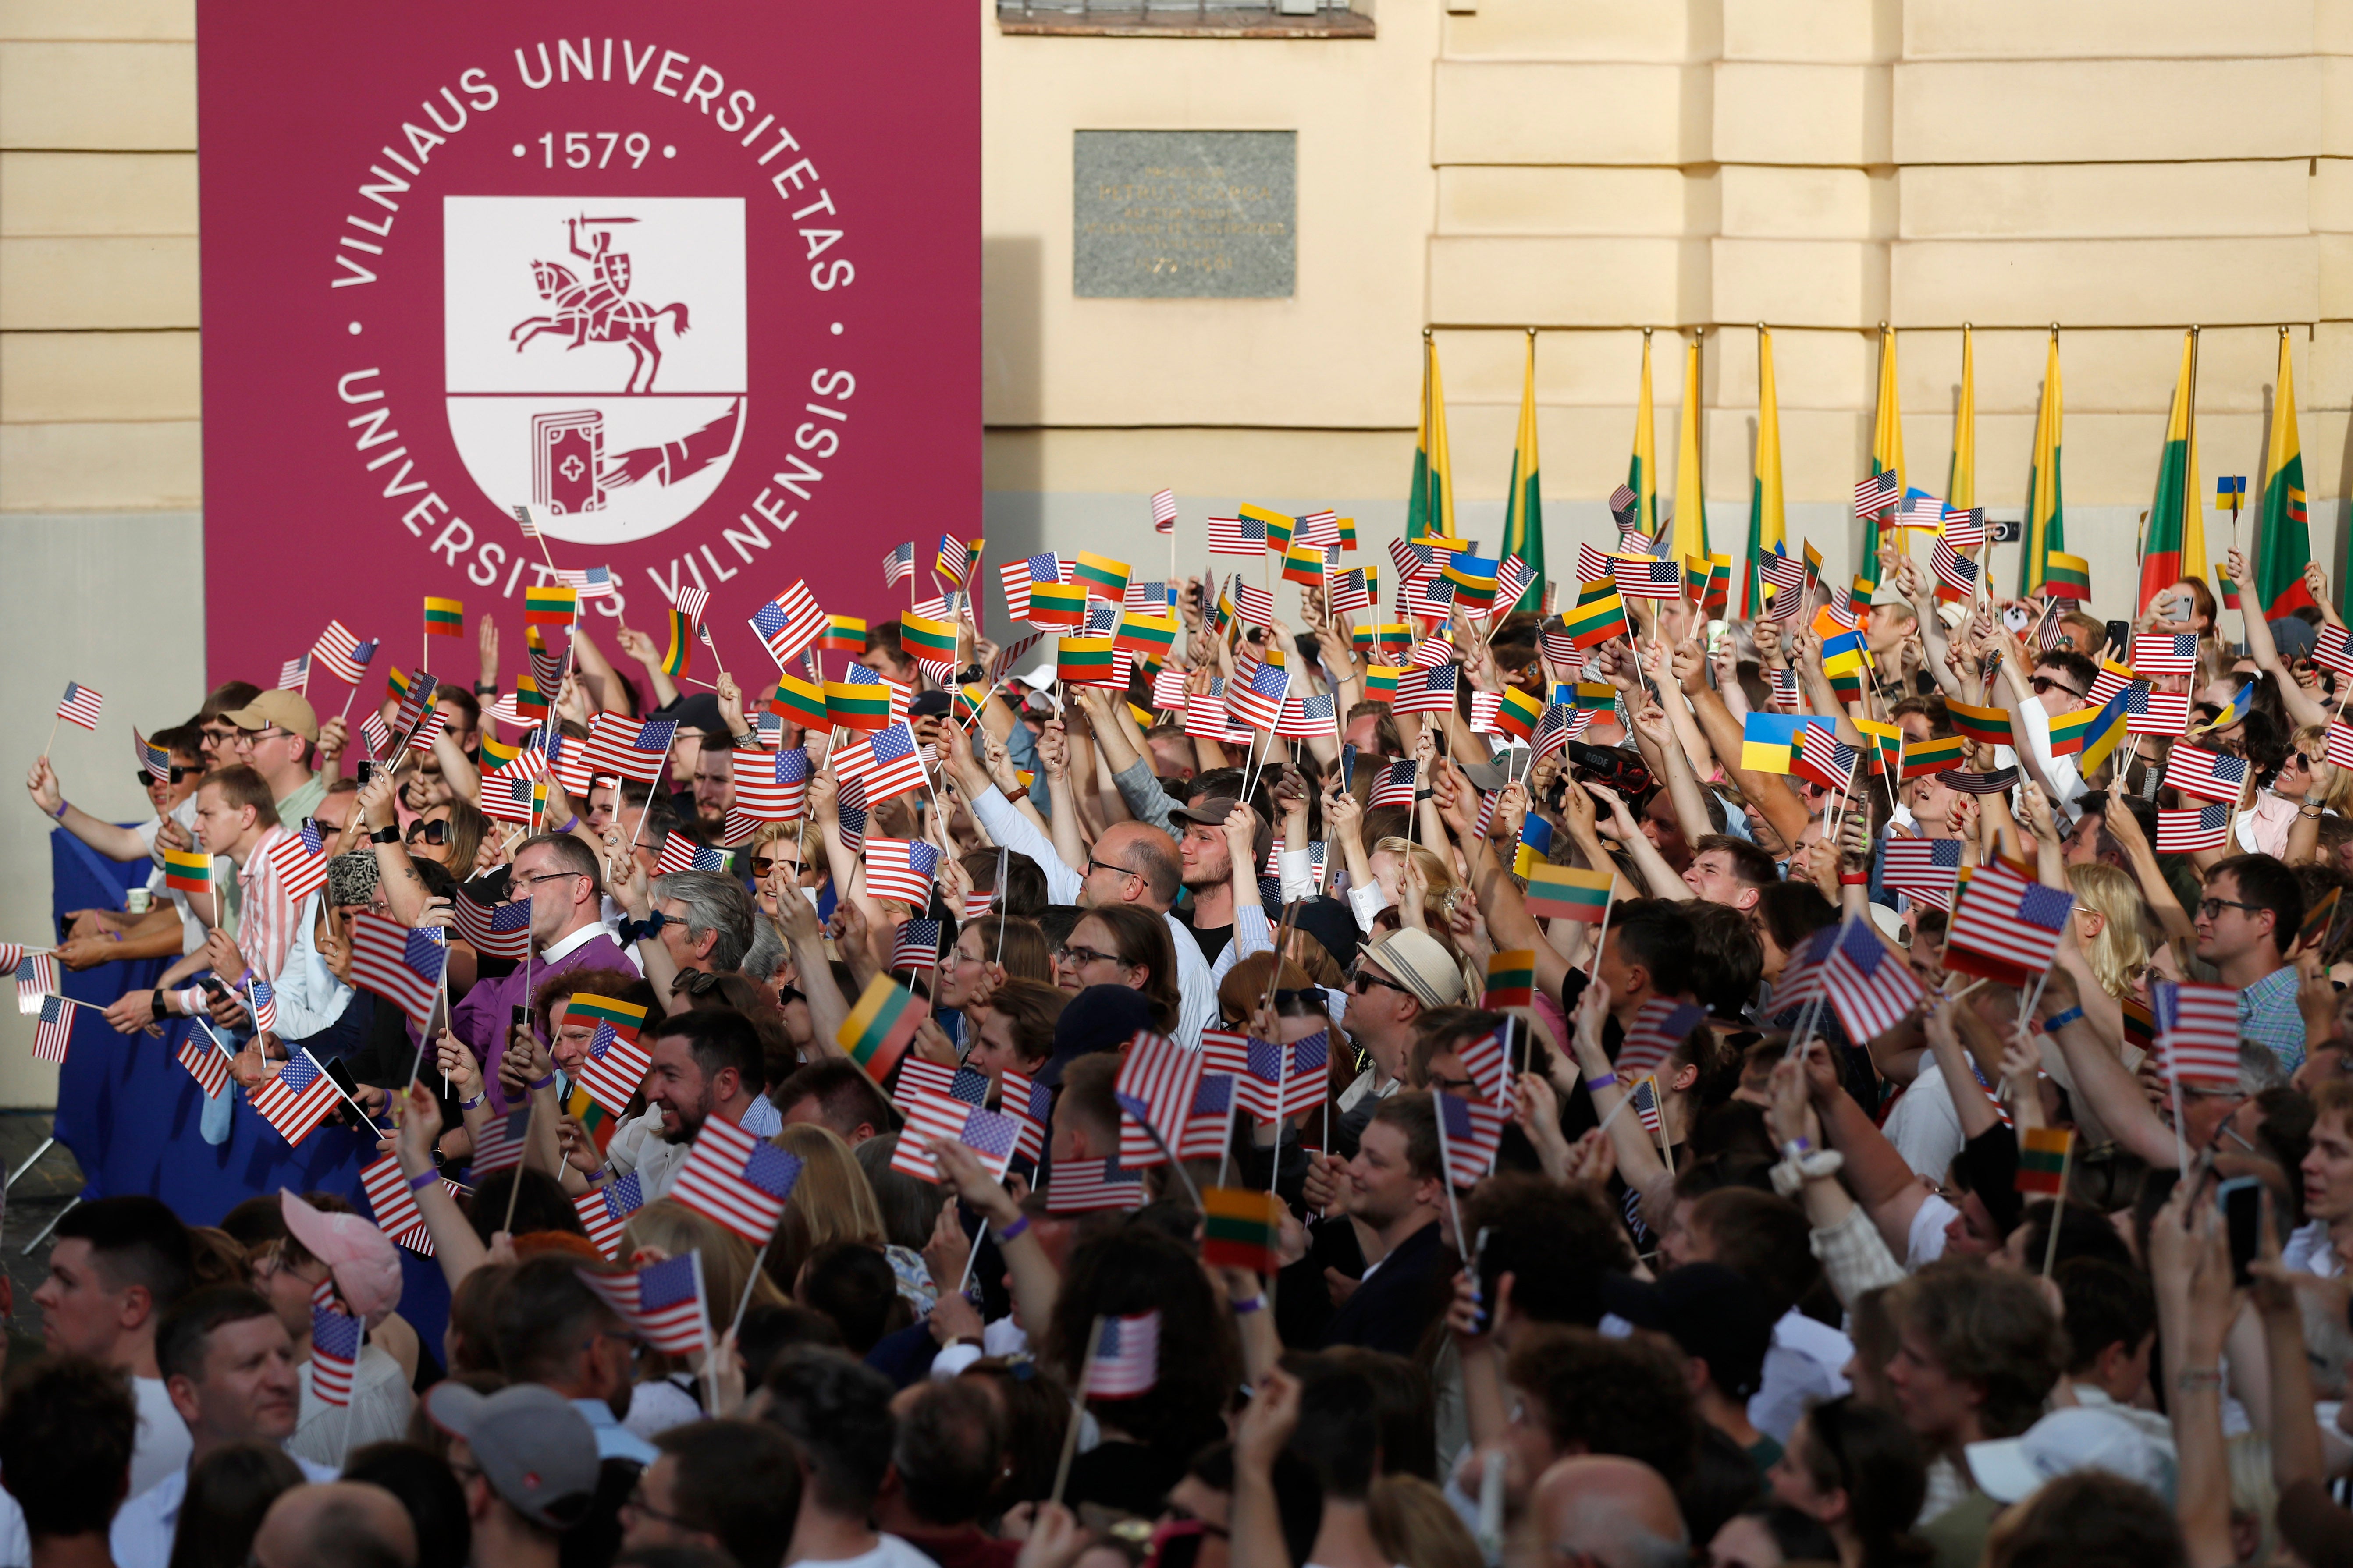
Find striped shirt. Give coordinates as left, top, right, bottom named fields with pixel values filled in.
left=234, top=825, right=300, bottom=995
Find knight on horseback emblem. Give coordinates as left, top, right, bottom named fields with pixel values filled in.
left=509, top=216, right=691, bottom=393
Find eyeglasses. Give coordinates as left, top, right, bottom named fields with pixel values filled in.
left=197, top=726, right=239, bottom=746
left=621, top=1490, right=697, bottom=1531
left=1055, top=943, right=1118, bottom=967
left=1348, top=963, right=1413, bottom=997
left=405, top=819, right=449, bottom=845
left=1084, top=857, right=1136, bottom=882
left=135, top=768, right=190, bottom=788
left=512, top=870, right=587, bottom=888
left=2197, top=897, right=2263, bottom=921
left=2028, top=676, right=2086, bottom=700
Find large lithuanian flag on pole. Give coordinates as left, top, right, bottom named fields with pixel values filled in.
left=1670, top=332, right=1706, bottom=567
left=1866, top=326, right=1903, bottom=571
left=2138, top=330, right=2203, bottom=611
left=2021, top=330, right=2065, bottom=596
left=1408, top=331, right=1455, bottom=542
left=1499, top=330, right=1545, bottom=614
left=2255, top=328, right=2317, bottom=617
left=1741, top=327, right=1786, bottom=618
left=1950, top=326, right=1976, bottom=511
left=1627, top=332, right=1659, bottom=540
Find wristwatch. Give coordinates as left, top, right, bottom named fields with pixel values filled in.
left=370, top=825, right=401, bottom=844
left=473, top=682, right=497, bottom=697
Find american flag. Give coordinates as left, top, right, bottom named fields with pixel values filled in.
left=242, top=978, right=277, bottom=1034
left=2318, top=623, right=2353, bottom=676
left=466, top=1107, right=534, bottom=1176
left=836, top=779, right=868, bottom=855
left=891, top=919, right=945, bottom=973
left=1328, top=568, right=1375, bottom=617
left=267, top=818, right=333, bottom=906
left=1407, top=632, right=1457, bottom=669
left=177, top=1028, right=233, bottom=1099
left=576, top=1023, right=655, bottom=1118
left=1208, top=517, right=1266, bottom=557
left=1628, top=1078, right=1663, bottom=1136
left=1616, top=1000, right=1707, bottom=1082
left=999, top=1069, right=1052, bottom=1164
left=2133, top=633, right=2199, bottom=675
left=387, top=670, right=441, bottom=749
left=892, top=1089, right=1021, bottom=1183
left=1369, top=759, right=1418, bottom=808
left=360, top=713, right=393, bottom=760
left=1941, top=506, right=1986, bottom=549
left=1176, top=1074, right=1238, bottom=1160
left=554, top=565, right=615, bottom=599
left=449, top=894, right=532, bottom=960
left=2326, top=721, right=2353, bottom=770
left=53, top=683, right=103, bottom=731
left=1400, top=571, right=1456, bottom=620
left=1149, top=665, right=1192, bottom=711
left=2157, top=803, right=2233, bottom=852
left=31, top=995, right=75, bottom=1063
left=478, top=767, right=540, bottom=826
left=1046, top=1158, right=1146, bottom=1213
left=2087, top=660, right=2136, bottom=708
left=278, top=654, right=310, bottom=689
left=1571, top=541, right=1613, bottom=584
left=1396, top=663, right=1460, bottom=716
left=894, top=1059, right=989, bottom=1112
left=1602, top=484, right=1637, bottom=520
left=656, top=833, right=730, bottom=876
left=310, top=1305, right=362, bottom=1408
left=1495, top=556, right=1537, bottom=610
left=2125, top=684, right=2191, bottom=738
left=750, top=582, right=829, bottom=668
left=1760, top=548, right=1806, bottom=594
left=1611, top=558, right=1682, bottom=600
left=1088, top=1311, right=1161, bottom=1398
left=1533, top=702, right=1575, bottom=758
left=577, top=1254, right=711, bottom=1355
left=669, top=1114, right=804, bottom=1242
left=511, top=503, right=542, bottom=540
left=359, top=1153, right=434, bottom=1256
left=1116, top=1031, right=1208, bottom=1167
left=585, top=714, right=679, bottom=784
left=1200, top=1029, right=1252, bottom=1075
left=1229, top=581, right=1276, bottom=629
left=1945, top=860, right=2074, bottom=984
left=864, top=837, right=939, bottom=905
left=1855, top=472, right=1901, bottom=518
left=2165, top=744, right=2249, bottom=803
left=997, top=553, right=1063, bottom=622
left=572, top=1171, right=646, bottom=1259
left=1793, top=726, right=1857, bottom=792
left=1293, top=509, right=1340, bottom=548
left=1152, top=489, right=1179, bottom=533
left=1234, top=1031, right=1327, bottom=1120
left=527, top=631, right=564, bottom=695
left=2033, top=601, right=2065, bottom=651
left=1226, top=660, right=1290, bottom=731
left=934, top=533, right=973, bottom=587
left=1931, top=539, right=1978, bottom=600
left=15, top=954, right=57, bottom=1015
left=1124, top=579, right=1174, bottom=614
left=1180, top=688, right=1230, bottom=741
left=884, top=542, right=917, bottom=586
left=312, top=621, right=377, bottom=685
left=1776, top=920, right=1926, bottom=1043
left=1899, top=491, right=1946, bottom=531
left=1454, top=1026, right=1511, bottom=1107
left=2152, top=980, right=2242, bottom=1089
left=1277, top=692, right=1337, bottom=740
left=860, top=723, right=931, bottom=804
left=248, top=1050, right=343, bottom=1146
left=671, top=585, right=711, bottom=642
left=1880, top=837, right=1964, bottom=908
left=1434, top=1092, right=1509, bottom=1187
left=347, top=914, right=448, bottom=1030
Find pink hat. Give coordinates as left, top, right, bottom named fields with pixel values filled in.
left=279, top=1189, right=403, bottom=1327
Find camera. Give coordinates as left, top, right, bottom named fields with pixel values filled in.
left=1566, top=741, right=1652, bottom=798
left=1990, top=518, right=2023, bottom=544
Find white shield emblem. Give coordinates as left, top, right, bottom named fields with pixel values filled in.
left=444, top=196, right=747, bottom=546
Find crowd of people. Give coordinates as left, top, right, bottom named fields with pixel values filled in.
left=10, top=525, right=2353, bottom=1568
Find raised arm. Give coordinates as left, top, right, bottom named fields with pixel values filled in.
left=2233, top=548, right=2330, bottom=730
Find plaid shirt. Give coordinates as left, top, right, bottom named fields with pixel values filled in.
left=2239, top=964, right=2306, bottom=1072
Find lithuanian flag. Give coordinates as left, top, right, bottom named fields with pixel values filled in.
left=1201, top=1186, right=1285, bottom=1275
left=1358, top=624, right=1413, bottom=658
left=1866, top=325, right=1903, bottom=571
left=1362, top=666, right=1404, bottom=704
left=1948, top=702, right=2013, bottom=749
left=1854, top=718, right=1901, bottom=775
left=2044, top=553, right=2091, bottom=603
left=1282, top=543, right=1328, bottom=588
left=513, top=675, right=548, bottom=718
left=1741, top=328, right=1786, bottom=617
left=1949, top=324, right=1975, bottom=512
left=424, top=597, right=464, bottom=636
left=824, top=681, right=892, bottom=730
left=479, top=733, right=523, bottom=768
left=567, top=994, right=650, bottom=1042
left=661, top=610, right=693, bottom=678
left=1523, top=864, right=1614, bottom=922
left=386, top=668, right=410, bottom=703
left=819, top=616, right=868, bottom=654
left=1501, top=332, right=1546, bottom=615
left=1408, top=334, right=1456, bottom=542
left=1027, top=582, right=1087, bottom=628
left=1898, top=734, right=1967, bottom=779
left=1115, top=614, right=1179, bottom=663
left=1241, top=504, right=1292, bottom=550
left=2045, top=705, right=2098, bottom=757
left=769, top=674, right=828, bottom=728
left=2256, top=329, right=2317, bottom=617
left=1492, top=687, right=1543, bottom=742
left=1572, top=682, right=1617, bottom=712
left=2121, top=995, right=2153, bottom=1052
left=1056, top=638, right=1121, bottom=688
left=2139, top=330, right=2201, bottom=612
left=1484, top=949, right=1535, bottom=1009
left=899, top=613, right=960, bottom=663
left=838, top=975, right=924, bottom=1086
left=1072, top=552, right=1130, bottom=600
left=1671, top=332, right=1707, bottom=567
left=164, top=850, right=212, bottom=893
left=2021, top=331, right=2065, bottom=596
left=1443, top=552, right=1498, bottom=613
left=2015, top=1126, right=2073, bottom=1196
left=1561, top=589, right=1628, bottom=649
left=524, top=585, right=578, bottom=626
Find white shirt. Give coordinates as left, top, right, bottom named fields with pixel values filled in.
left=1907, top=1192, right=1960, bottom=1270
left=624, top=1375, right=704, bottom=1441
left=928, top=1316, right=1030, bottom=1381
left=1751, top=1309, right=1854, bottom=1445
left=129, top=1377, right=191, bottom=1502
left=137, top=796, right=207, bottom=956
left=2285, top=1218, right=2344, bottom=1278
left=112, top=1453, right=339, bottom=1568
left=794, top=1536, right=942, bottom=1568
left=605, top=1106, right=691, bottom=1199
left=270, top=890, right=354, bottom=1042
left=1881, top=1070, right=1966, bottom=1183
left=288, top=1342, right=413, bottom=1470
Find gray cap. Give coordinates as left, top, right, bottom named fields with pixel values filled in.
left=425, top=1382, right=601, bottom=1528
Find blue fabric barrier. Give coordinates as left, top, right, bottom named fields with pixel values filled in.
left=45, top=830, right=450, bottom=1348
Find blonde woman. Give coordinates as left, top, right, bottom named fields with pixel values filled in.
left=615, top=1199, right=786, bottom=1438
left=768, top=1124, right=891, bottom=1295
left=2055, top=862, right=2149, bottom=1055
left=1348, top=835, right=1464, bottom=936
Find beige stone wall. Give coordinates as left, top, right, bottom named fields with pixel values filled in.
left=7, top=0, right=2353, bottom=1092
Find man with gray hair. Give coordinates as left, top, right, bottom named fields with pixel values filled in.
left=1520, top=1455, right=1689, bottom=1568
left=617, top=867, right=755, bottom=998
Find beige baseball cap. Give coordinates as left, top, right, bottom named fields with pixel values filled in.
left=1359, top=927, right=1468, bottom=1009
left=221, top=689, right=320, bottom=744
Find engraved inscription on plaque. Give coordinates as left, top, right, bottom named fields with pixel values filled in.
left=1073, top=131, right=1296, bottom=298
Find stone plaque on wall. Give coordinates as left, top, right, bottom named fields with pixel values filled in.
left=1073, top=131, right=1295, bottom=298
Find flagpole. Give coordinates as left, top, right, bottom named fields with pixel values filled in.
left=2040, top=1135, right=2073, bottom=1280
left=500, top=1096, right=536, bottom=1236
left=729, top=1238, right=774, bottom=1340
left=1430, top=1095, right=1470, bottom=1263
left=40, top=715, right=59, bottom=762
left=1646, top=1074, right=1675, bottom=1177
left=1049, top=1317, right=1105, bottom=1506
left=1585, top=890, right=1614, bottom=977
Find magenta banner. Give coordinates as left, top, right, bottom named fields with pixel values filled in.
left=196, top=3, right=977, bottom=690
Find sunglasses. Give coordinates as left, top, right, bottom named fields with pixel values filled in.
left=2028, top=676, right=2085, bottom=699
left=136, top=768, right=190, bottom=787
left=750, top=857, right=804, bottom=879
left=405, top=819, right=449, bottom=845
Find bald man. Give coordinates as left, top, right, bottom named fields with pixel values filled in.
left=1518, top=1455, right=1688, bottom=1568
left=250, top=1481, right=417, bottom=1568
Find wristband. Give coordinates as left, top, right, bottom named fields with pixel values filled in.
left=473, top=683, right=498, bottom=697
left=408, top=1169, right=440, bottom=1193
left=178, top=988, right=206, bottom=1017
left=1231, top=1294, right=1266, bottom=1316
left=1780, top=1137, right=1812, bottom=1160
left=529, top=1071, right=557, bottom=1092
left=48, top=798, right=68, bottom=822
left=994, top=1213, right=1030, bottom=1244
left=558, top=815, right=580, bottom=835
left=2041, top=1005, right=2085, bottom=1034
left=460, top=1092, right=485, bottom=1111
left=1583, top=1073, right=1619, bottom=1095
left=1839, top=872, right=1868, bottom=886
left=2175, top=1368, right=2225, bottom=1392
